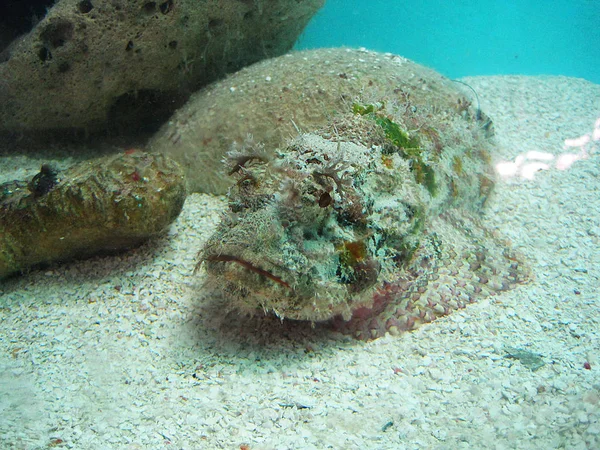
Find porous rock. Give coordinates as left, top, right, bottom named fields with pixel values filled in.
left=149, top=47, right=492, bottom=194
left=0, top=0, right=324, bottom=133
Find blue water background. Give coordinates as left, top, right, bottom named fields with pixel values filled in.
left=295, top=0, right=600, bottom=84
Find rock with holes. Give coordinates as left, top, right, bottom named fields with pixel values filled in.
left=197, top=100, right=529, bottom=340
left=0, top=0, right=324, bottom=133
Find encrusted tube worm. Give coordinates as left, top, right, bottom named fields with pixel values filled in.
left=198, top=98, right=529, bottom=340
left=0, top=151, right=186, bottom=279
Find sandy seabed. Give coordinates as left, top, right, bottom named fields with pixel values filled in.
left=1, top=75, right=599, bottom=450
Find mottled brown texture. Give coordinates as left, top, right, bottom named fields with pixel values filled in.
left=0, top=151, right=185, bottom=279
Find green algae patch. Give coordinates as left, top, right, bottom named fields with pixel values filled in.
left=374, top=116, right=420, bottom=150
left=352, top=103, right=377, bottom=115
left=352, top=102, right=437, bottom=196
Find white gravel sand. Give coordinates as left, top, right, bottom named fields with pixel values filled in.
left=1, top=75, right=599, bottom=450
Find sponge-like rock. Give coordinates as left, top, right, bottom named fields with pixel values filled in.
left=0, top=0, right=324, bottom=133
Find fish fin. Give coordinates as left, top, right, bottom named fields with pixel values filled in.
left=332, top=209, right=530, bottom=340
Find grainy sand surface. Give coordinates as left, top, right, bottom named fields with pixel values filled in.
left=1, top=75, right=599, bottom=449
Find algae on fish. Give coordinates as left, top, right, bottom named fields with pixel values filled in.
left=198, top=99, right=529, bottom=339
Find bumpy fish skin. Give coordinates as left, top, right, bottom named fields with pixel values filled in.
left=200, top=104, right=529, bottom=340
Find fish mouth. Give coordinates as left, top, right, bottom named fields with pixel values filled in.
left=204, top=254, right=292, bottom=290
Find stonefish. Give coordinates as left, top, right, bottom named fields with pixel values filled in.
left=198, top=99, right=529, bottom=340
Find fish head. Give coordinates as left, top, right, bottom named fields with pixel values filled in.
left=199, top=133, right=394, bottom=322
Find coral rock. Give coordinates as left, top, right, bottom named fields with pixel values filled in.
left=0, top=0, right=324, bottom=133
left=0, top=151, right=185, bottom=279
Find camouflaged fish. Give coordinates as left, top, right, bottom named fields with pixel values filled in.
left=198, top=101, right=529, bottom=340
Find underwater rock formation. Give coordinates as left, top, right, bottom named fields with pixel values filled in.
left=150, top=47, right=493, bottom=194
left=0, top=0, right=323, bottom=133
left=0, top=151, right=185, bottom=279
left=198, top=103, right=529, bottom=340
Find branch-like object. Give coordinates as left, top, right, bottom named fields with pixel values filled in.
left=0, top=151, right=186, bottom=279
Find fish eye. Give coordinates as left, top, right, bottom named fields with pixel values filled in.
left=318, top=191, right=332, bottom=207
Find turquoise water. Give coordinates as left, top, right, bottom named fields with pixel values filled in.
left=1, top=2, right=599, bottom=448
left=296, top=0, right=600, bottom=83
